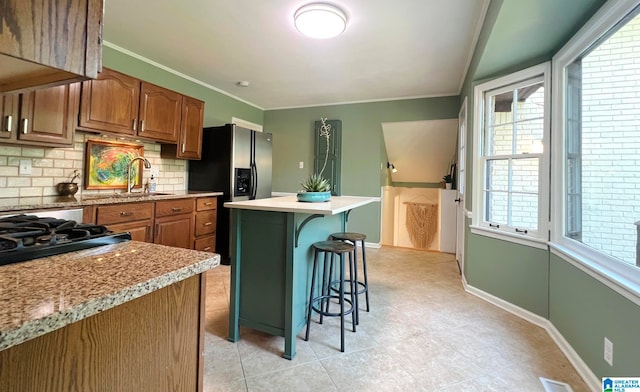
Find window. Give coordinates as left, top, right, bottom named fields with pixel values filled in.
left=553, top=1, right=640, bottom=293
left=472, top=63, right=550, bottom=245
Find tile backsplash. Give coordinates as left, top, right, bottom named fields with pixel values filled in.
left=0, top=132, right=187, bottom=198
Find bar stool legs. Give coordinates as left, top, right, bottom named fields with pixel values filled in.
left=330, top=232, right=370, bottom=325
left=305, top=240, right=356, bottom=352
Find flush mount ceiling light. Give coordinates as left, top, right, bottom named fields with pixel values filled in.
left=294, top=3, right=347, bottom=39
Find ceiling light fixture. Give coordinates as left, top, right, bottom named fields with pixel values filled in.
left=387, top=162, right=397, bottom=173
left=294, top=3, right=347, bottom=39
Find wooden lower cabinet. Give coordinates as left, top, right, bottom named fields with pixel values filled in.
left=0, top=274, right=206, bottom=392
left=94, top=202, right=155, bottom=243
left=193, top=197, right=217, bottom=252
left=154, top=198, right=194, bottom=249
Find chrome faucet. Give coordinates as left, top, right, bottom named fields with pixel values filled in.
left=126, top=156, right=152, bottom=193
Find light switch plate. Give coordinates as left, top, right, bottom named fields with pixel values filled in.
left=150, top=166, right=159, bottom=177
left=19, top=159, right=32, bottom=175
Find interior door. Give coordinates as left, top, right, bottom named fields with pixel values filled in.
left=455, top=98, right=467, bottom=274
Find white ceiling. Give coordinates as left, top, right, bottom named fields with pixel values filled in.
left=382, top=119, right=458, bottom=183
left=102, top=0, right=488, bottom=110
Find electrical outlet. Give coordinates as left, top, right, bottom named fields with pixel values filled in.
left=19, top=159, right=32, bottom=175
left=150, top=166, right=159, bottom=177
left=604, top=337, right=613, bottom=366
left=299, top=161, right=304, bottom=169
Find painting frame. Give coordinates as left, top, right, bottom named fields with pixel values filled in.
left=84, top=139, right=145, bottom=190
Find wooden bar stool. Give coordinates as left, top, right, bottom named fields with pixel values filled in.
left=330, top=232, right=370, bottom=325
left=305, top=240, right=356, bottom=353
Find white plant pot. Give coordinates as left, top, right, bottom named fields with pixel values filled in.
left=445, top=183, right=452, bottom=190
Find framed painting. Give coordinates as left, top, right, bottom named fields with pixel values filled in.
left=85, top=139, right=145, bottom=190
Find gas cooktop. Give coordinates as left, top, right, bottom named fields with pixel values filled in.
left=0, top=214, right=131, bottom=266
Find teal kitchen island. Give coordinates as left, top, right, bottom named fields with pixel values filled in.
left=225, top=195, right=375, bottom=359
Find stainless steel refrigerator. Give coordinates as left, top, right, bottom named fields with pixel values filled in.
left=188, top=124, right=272, bottom=263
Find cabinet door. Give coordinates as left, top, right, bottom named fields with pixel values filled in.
left=107, top=220, right=153, bottom=243
left=138, top=83, right=181, bottom=143
left=178, top=96, right=204, bottom=159
left=18, top=84, right=74, bottom=145
left=79, top=68, right=139, bottom=135
left=0, top=95, right=19, bottom=139
left=155, top=214, right=193, bottom=249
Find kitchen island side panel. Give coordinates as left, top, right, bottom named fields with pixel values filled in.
left=228, top=208, right=345, bottom=359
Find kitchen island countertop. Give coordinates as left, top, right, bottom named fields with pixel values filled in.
left=0, top=241, right=219, bottom=351
left=224, top=195, right=376, bottom=214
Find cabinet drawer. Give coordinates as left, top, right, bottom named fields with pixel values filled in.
left=96, top=202, right=154, bottom=225
left=196, top=197, right=217, bottom=211
left=194, top=210, right=216, bottom=236
left=194, top=235, right=216, bottom=253
left=155, top=198, right=194, bottom=217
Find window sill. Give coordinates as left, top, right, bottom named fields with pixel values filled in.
left=469, top=225, right=548, bottom=250
left=550, top=243, right=640, bottom=307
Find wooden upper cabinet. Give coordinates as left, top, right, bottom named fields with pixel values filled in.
left=0, top=0, right=103, bottom=94
left=179, top=97, right=204, bottom=159
left=0, top=95, right=19, bottom=139
left=79, top=68, right=140, bottom=136
left=79, top=68, right=182, bottom=143
left=0, top=83, right=77, bottom=146
left=139, top=83, right=181, bottom=143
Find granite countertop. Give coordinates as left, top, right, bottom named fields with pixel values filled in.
left=0, top=190, right=223, bottom=213
left=0, top=241, right=220, bottom=351
left=224, top=195, right=376, bottom=215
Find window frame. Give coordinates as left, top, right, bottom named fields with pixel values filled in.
left=551, top=0, right=640, bottom=303
left=471, top=62, right=551, bottom=249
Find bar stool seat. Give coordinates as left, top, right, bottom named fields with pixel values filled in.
left=330, top=232, right=370, bottom=325
left=305, top=240, right=356, bottom=353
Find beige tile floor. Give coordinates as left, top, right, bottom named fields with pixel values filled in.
left=202, top=246, right=591, bottom=392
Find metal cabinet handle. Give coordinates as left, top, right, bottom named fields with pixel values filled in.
left=204, top=202, right=213, bottom=206
left=22, top=118, right=28, bottom=134
left=171, top=207, right=182, bottom=212
left=203, top=246, right=212, bottom=251
left=203, top=222, right=212, bottom=226
left=140, top=120, right=145, bottom=132
left=5, top=115, right=12, bottom=132
left=120, top=211, right=134, bottom=216
left=181, top=143, right=185, bottom=153
left=132, top=119, right=137, bottom=131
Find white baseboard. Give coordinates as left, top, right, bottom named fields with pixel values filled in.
left=463, top=281, right=600, bottom=391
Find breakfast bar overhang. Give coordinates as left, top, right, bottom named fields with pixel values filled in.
left=225, top=195, right=375, bottom=359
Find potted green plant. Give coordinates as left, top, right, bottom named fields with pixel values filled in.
left=442, top=174, right=453, bottom=190
left=297, top=117, right=332, bottom=202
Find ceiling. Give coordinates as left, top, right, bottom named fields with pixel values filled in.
left=382, top=120, right=458, bottom=183
left=102, top=0, right=489, bottom=110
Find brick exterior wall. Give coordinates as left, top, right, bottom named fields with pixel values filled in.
left=580, top=14, right=640, bottom=265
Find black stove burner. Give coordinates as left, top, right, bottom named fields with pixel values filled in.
left=0, top=214, right=131, bottom=266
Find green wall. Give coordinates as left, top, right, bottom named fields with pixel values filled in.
left=549, top=254, right=640, bottom=377
left=466, top=233, right=549, bottom=317
left=263, top=96, right=460, bottom=243
left=103, top=46, right=263, bottom=127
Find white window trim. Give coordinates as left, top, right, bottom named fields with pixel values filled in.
left=551, top=0, right=640, bottom=299
left=472, top=62, right=551, bottom=246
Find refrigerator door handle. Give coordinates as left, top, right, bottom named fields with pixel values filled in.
left=250, top=164, right=257, bottom=199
